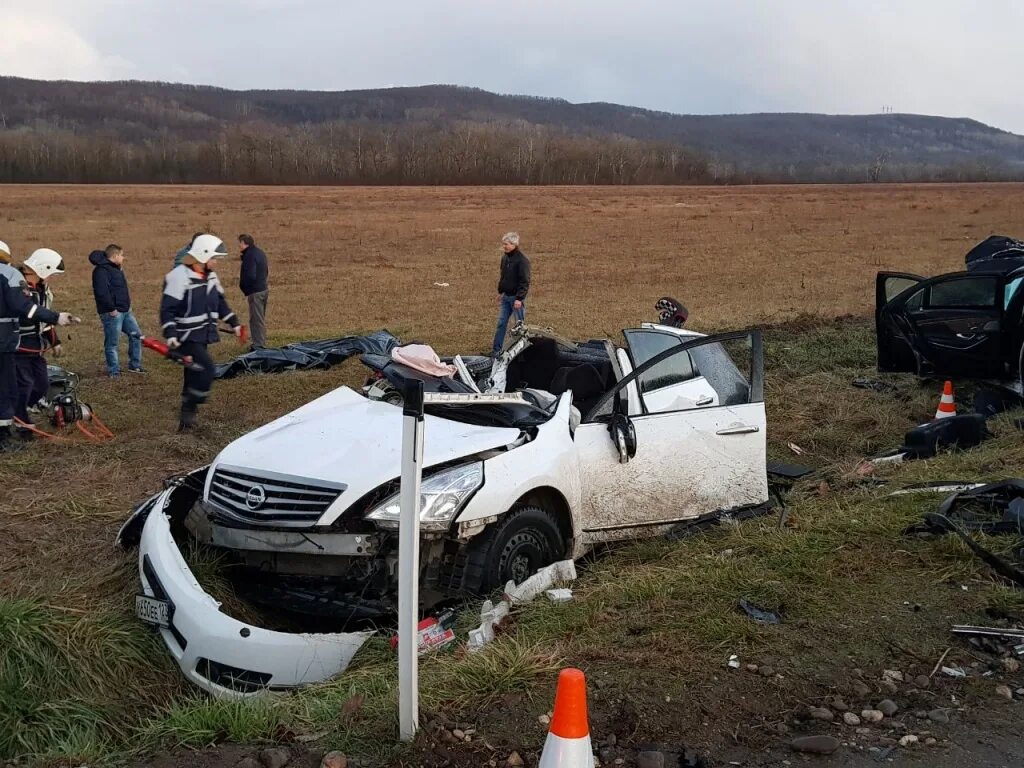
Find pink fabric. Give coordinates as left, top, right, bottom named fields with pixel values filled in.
left=391, top=344, right=457, bottom=377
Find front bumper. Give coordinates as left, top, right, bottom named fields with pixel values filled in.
left=137, top=490, right=371, bottom=698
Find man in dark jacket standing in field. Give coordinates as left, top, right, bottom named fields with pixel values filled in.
left=238, top=234, right=269, bottom=350
left=491, top=231, right=531, bottom=356
left=91, top=244, right=143, bottom=377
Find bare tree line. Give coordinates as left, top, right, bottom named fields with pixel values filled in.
left=0, top=118, right=1016, bottom=185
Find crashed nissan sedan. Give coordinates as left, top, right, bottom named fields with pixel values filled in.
left=119, top=321, right=768, bottom=696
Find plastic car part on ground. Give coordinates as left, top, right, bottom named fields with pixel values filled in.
left=118, top=471, right=372, bottom=698
left=467, top=560, right=577, bottom=652
left=213, top=330, right=400, bottom=379
left=904, top=480, right=1024, bottom=588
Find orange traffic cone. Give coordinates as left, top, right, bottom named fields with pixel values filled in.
left=538, top=668, right=595, bottom=768
left=934, top=380, right=956, bottom=420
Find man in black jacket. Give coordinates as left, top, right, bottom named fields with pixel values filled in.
left=238, top=234, right=269, bottom=350
left=91, top=244, right=143, bottom=377
left=491, top=232, right=531, bottom=356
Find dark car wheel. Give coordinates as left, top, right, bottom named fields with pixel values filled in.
left=462, top=505, right=566, bottom=595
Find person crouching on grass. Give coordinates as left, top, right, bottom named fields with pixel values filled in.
left=159, top=234, right=243, bottom=432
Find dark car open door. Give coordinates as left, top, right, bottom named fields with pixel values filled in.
left=876, top=270, right=1008, bottom=378
left=876, top=272, right=925, bottom=373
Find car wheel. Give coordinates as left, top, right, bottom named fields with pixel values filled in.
left=462, top=505, right=566, bottom=595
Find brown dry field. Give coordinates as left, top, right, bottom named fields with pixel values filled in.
left=2, top=183, right=1024, bottom=766
left=3, top=182, right=1022, bottom=340
left=1, top=181, right=1022, bottom=593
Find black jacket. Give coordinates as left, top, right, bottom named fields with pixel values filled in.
left=497, top=248, right=530, bottom=300
left=239, top=245, right=269, bottom=296
left=90, top=250, right=132, bottom=314
left=16, top=274, right=59, bottom=355
left=1, top=263, right=60, bottom=354
left=160, top=264, right=239, bottom=345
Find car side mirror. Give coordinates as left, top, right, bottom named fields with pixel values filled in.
left=609, top=413, right=637, bottom=464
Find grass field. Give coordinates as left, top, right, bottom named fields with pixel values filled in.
left=1, top=183, right=1023, bottom=766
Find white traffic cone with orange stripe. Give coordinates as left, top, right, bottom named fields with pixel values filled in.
left=538, top=668, right=595, bottom=768
left=934, top=380, right=956, bottom=420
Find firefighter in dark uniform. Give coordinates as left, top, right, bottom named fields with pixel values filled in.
left=14, top=249, right=69, bottom=434
left=0, top=244, right=77, bottom=450
left=159, top=234, right=243, bottom=432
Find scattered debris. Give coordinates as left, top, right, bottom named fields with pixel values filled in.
left=787, top=442, right=805, bottom=455
left=433, top=282, right=450, bottom=287
left=905, top=481, right=1024, bottom=587
left=467, top=560, right=577, bottom=651
left=546, top=588, right=574, bottom=603
left=881, top=669, right=904, bottom=684
left=738, top=598, right=782, bottom=624
left=727, top=654, right=741, bottom=669
left=901, top=414, right=990, bottom=459
left=951, top=625, right=1024, bottom=640
left=214, top=330, right=400, bottom=379
left=941, top=666, right=967, bottom=678
left=889, top=481, right=986, bottom=497
left=390, top=609, right=456, bottom=654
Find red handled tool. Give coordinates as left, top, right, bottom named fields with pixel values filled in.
left=218, top=324, right=249, bottom=345
left=140, top=336, right=204, bottom=372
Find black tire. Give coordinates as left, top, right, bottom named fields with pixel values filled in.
left=461, top=505, right=566, bottom=595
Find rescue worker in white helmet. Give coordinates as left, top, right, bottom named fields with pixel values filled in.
left=0, top=244, right=78, bottom=450
left=159, top=233, right=243, bottom=432
left=14, top=249, right=69, bottom=438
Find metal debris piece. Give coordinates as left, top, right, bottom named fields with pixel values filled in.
left=738, top=598, right=782, bottom=624
left=545, top=588, right=573, bottom=603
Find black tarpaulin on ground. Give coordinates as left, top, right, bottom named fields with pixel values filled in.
left=965, top=235, right=1024, bottom=274
left=213, top=331, right=401, bottom=379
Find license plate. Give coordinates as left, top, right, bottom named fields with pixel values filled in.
left=136, top=594, right=171, bottom=628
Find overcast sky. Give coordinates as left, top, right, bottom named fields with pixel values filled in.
left=3, top=0, right=1023, bottom=133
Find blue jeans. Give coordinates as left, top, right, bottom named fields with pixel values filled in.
left=100, top=311, right=142, bottom=374
left=492, top=295, right=525, bottom=356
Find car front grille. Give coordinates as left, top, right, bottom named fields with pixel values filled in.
left=195, top=658, right=272, bottom=694
left=206, top=465, right=345, bottom=528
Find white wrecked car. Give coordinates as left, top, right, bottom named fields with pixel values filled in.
left=119, top=318, right=768, bottom=697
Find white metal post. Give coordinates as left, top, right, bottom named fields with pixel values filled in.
left=395, top=386, right=532, bottom=742
left=398, top=380, right=425, bottom=742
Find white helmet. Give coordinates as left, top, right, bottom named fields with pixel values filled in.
left=24, top=248, right=65, bottom=279
left=187, top=233, right=228, bottom=264
left=0, top=240, right=10, bottom=264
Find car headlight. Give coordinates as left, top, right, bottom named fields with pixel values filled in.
left=365, top=463, right=484, bottom=532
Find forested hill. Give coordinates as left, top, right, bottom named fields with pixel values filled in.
left=2, top=77, right=1022, bottom=184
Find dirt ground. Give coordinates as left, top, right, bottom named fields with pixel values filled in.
left=2, top=184, right=1024, bottom=768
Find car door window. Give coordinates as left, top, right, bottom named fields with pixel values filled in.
left=927, top=276, right=999, bottom=308
left=585, top=331, right=762, bottom=422
left=1005, top=277, right=1023, bottom=310
left=623, top=330, right=695, bottom=393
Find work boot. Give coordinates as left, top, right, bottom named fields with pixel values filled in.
left=177, top=403, right=198, bottom=433
left=0, top=426, right=25, bottom=452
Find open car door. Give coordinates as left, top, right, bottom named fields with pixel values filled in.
left=572, top=330, right=767, bottom=541
left=877, top=270, right=1008, bottom=378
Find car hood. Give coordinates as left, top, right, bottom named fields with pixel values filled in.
left=208, top=386, right=521, bottom=525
